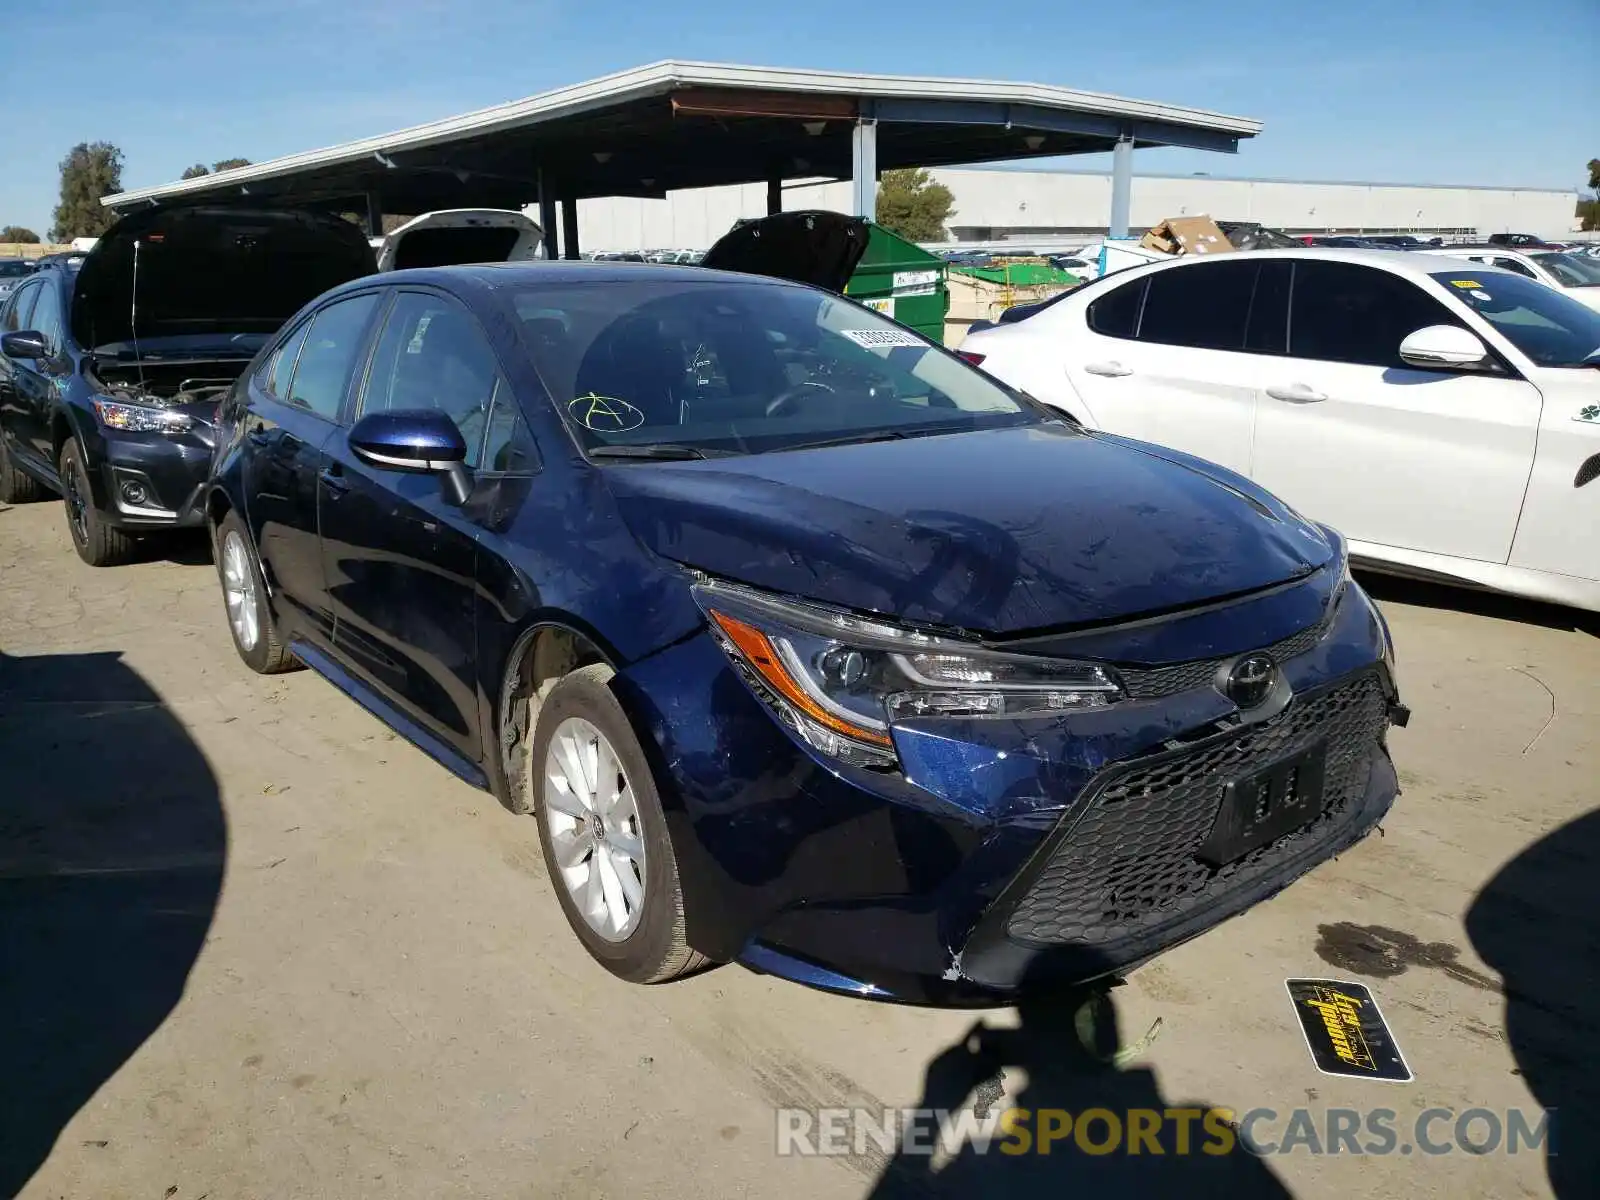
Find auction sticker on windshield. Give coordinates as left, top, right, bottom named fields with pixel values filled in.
left=1286, top=979, right=1411, bottom=1082
left=840, top=328, right=926, bottom=349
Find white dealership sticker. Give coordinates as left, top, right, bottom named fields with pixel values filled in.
left=840, top=328, right=926, bottom=349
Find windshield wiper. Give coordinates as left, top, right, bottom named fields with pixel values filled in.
left=588, top=444, right=709, bottom=460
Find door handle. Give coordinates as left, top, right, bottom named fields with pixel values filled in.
left=1083, top=361, right=1133, bottom=378
left=319, top=466, right=351, bottom=497
left=1265, top=384, right=1328, bottom=403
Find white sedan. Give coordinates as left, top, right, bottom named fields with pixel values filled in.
left=1417, top=246, right=1600, bottom=312
left=960, top=248, right=1600, bottom=612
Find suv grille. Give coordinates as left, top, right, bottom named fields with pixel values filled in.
left=1119, top=619, right=1328, bottom=701
left=1006, top=672, right=1388, bottom=947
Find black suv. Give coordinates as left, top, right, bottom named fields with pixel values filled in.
left=0, top=208, right=373, bottom=564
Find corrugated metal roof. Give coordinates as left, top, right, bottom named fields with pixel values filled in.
left=102, top=60, right=1262, bottom=210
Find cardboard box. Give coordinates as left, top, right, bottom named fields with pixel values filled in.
left=1140, top=216, right=1236, bottom=257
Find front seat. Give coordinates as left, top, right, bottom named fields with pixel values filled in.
left=573, top=316, right=685, bottom=431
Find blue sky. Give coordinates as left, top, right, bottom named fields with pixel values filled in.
left=2, top=0, right=1594, bottom=235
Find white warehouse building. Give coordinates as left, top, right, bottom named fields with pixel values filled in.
left=573, top=167, right=1578, bottom=251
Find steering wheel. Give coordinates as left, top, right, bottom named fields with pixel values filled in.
left=765, top=380, right=836, bottom=417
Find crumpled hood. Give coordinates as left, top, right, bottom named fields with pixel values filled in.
left=72, top=206, right=375, bottom=351
left=604, top=424, right=1335, bottom=635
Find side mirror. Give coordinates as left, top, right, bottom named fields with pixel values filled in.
left=1, top=330, right=49, bottom=360
left=348, top=408, right=473, bottom=505
left=1398, top=325, right=1493, bottom=371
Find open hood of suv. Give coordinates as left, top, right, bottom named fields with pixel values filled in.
left=71, top=206, right=376, bottom=352
left=698, top=210, right=869, bottom=293
left=377, top=208, right=545, bottom=271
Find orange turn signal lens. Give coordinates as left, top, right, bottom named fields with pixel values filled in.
left=708, top=610, right=894, bottom=748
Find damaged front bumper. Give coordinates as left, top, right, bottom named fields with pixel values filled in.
left=614, top=577, right=1404, bottom=1004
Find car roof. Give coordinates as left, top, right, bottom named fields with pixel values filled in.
left=1132, top=245, right=1499, bottom=279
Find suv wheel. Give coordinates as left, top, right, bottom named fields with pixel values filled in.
left=530, top=664, right=709, bottom=983
left=215, top=511, right=298, bottom=674
left=0, top=436, right=47, bottom=504
left=59, top=440, right=137, bottom=566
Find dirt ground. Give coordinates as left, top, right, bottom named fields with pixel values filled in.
left=2, top=494, right=1595, bottom=1200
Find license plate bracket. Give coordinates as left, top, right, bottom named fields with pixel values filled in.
left=1196, top=742, right=1328, bottom=867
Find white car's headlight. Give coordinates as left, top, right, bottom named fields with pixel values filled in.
left=694, top=579, right=1123, bottom=769
left=93, top=397, right=193, bottom=433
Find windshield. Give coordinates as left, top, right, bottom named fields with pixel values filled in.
left=511, top=278, right=1038, bottom=456
left=1531, top=252, right=1600, bottom=287
left=1430, top=271, right=1600, bottom=367
left=0, top=260, right=33, bottom=278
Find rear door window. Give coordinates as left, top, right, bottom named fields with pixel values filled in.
left=1288, top=261, right=1462, bottom=368
left=284, top=293, right=380, bottom=420
left=1137, top=260, right=1259, bottom=352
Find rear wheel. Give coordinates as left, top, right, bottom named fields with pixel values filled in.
left=59, top=440, right=137, bottom=566
left=530, top=665, right=708, bottom=983
left=0, top=436, right=47, bottom=503
left=216, top=510, right=298, bottom=674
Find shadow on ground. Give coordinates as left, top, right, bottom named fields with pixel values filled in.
left=0, top=649, right=224, bottom=1197
left=867, top=972, right=1289, bottom=1198
left=1356, top=570, right=1597, bottom=637
left=1466, top=807, right=1600, bottom=1199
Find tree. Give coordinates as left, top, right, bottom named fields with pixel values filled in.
left=1589, top=158, right=1600, bottom=191
left=875, top=168, right=955, bottom=243
left=51, top=142, right=124, bottom=241
left=1581, top=158, right=1600, bottom=232
left=0, top=226, right=40, bottom=243
left=181, top=163, right=210, bottom=179
left=211, top=157, right=251, bottom=173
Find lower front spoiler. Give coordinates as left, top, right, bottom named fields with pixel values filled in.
left=738, top=750, right=1398, bottom=1005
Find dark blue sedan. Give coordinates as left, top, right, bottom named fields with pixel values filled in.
left=206, top=258, right=1405, bottom=1001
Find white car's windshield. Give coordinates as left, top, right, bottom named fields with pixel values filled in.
left=1431, top=271, right=1600, bottom=367
left=1531, top=252, right=1600, bottom=288
left=513, top=278, right=1040, bottom=456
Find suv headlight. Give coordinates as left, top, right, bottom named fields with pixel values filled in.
left=693, top=579, right=1123, bottom=769
left=93, top=397, right=193, bottom=433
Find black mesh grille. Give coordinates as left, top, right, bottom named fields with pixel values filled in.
left=1118, top=619, right=1329, bottom=701
left=1006, top=672, right=1389, bottom=947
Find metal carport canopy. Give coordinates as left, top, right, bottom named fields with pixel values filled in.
left=102, top=60, right=1260, bottom=223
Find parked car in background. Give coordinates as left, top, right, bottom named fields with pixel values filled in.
left=1487, top=232, right=1552, bottom=249
left=0, top=206, right=374, bottom=563
left=0, top=258, right=35, bottom=301
left=1417, top=246, right=1600, bottom=312
left=205, top=250, right=1403, bottom=1000
left=376, top=209, right=544, bottom=271
left=960, top=248, right=1600, bottom=612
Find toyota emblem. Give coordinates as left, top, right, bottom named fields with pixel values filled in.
left=1226, top=653, right=1278, bottom=709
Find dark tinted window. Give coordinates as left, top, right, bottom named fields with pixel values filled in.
left=1492, top=257, right=1538, bottom=280
left=1085, top=277, right=1144, bottom=338
left=360, top=292, right=503, bottom=468
left=1289, top=261, right=1460, bottom=368
left=285, top=293, right=378, bottom=420
left=1138, top=260, right=1258, bottom=351
left=1244, top=259, right=1291, bottom=353
left=1429, top=270, right=1600, bottom=367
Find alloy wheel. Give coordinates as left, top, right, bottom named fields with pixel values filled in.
left=62, top=457, right=89, bottom=545
left=221, top=530, right=260, bottom=651
left=542, top=716, right=648, bottom=941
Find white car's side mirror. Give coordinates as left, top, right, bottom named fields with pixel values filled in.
left=1398, top=325, right=1493, bottom=371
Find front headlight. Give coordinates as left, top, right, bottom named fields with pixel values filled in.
left=93, top=397, right=193, bottom=433
left=694, top=579, right=1122, bottom=769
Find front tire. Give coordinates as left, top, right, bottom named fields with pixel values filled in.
left=59, top=440, right=137, bottom=566
left=530, top=664, right=708, bottom=983
left=215, top=510, right=298, bottom=674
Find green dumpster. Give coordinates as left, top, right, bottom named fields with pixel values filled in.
left=843, top=224, right=949, bottom=343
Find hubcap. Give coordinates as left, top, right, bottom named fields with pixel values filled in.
left=221, top=531, right=260, bottom=651
left=543, top=717, right=647, bottom=941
